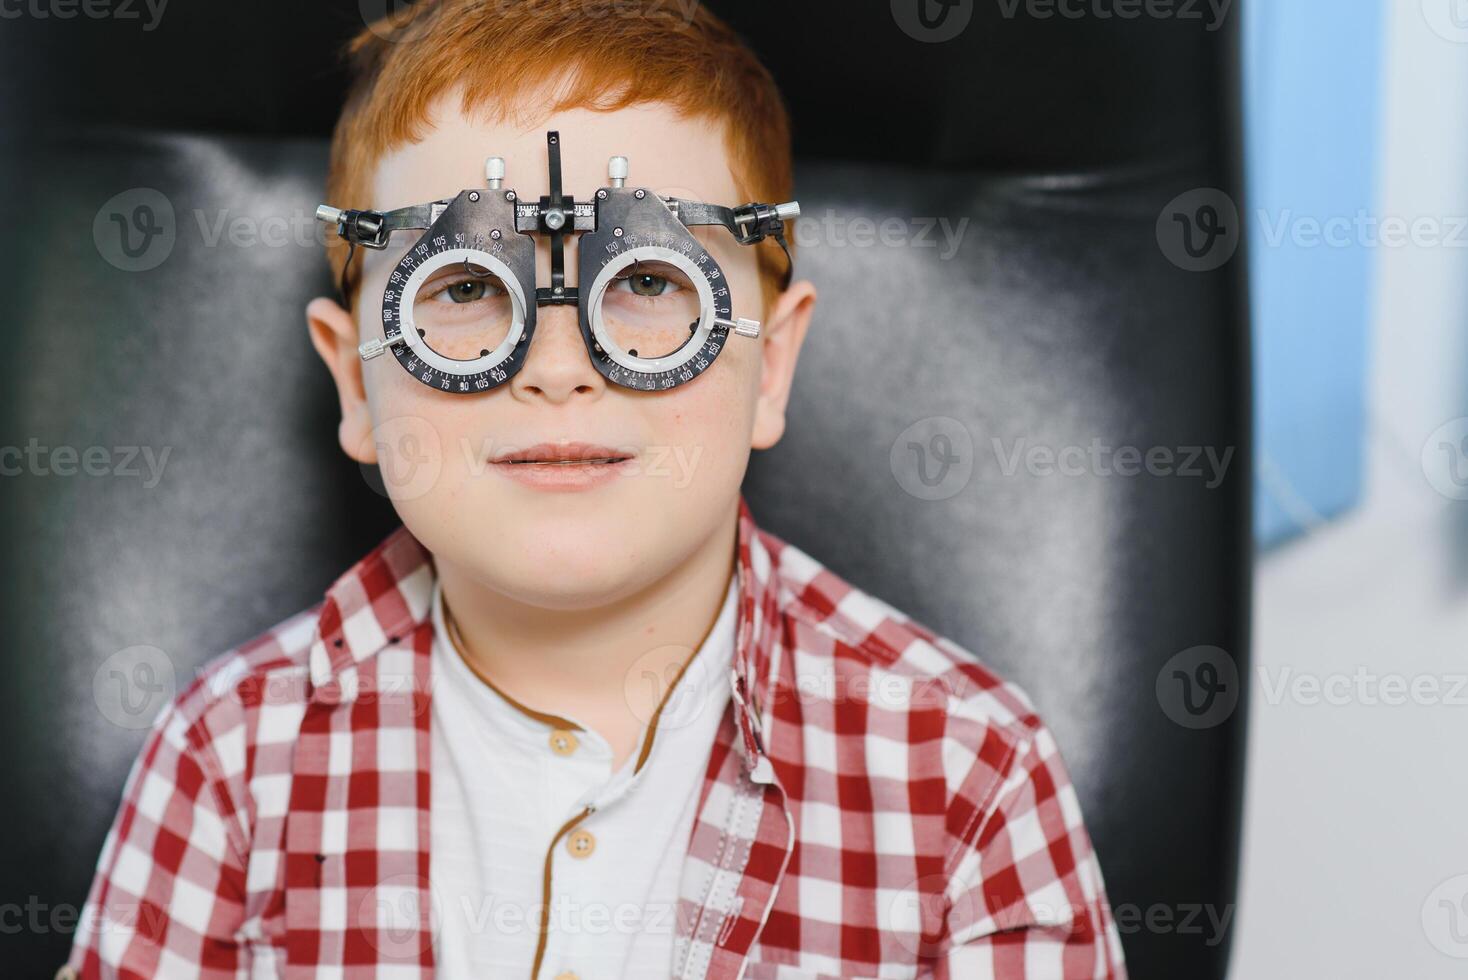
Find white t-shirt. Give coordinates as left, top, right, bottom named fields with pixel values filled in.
left=428, top=575, right=738, bottom=980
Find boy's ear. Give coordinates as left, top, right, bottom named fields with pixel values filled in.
left=750, top=278, right=818, bottom=451
left=306, top=296, right=377, bottom=464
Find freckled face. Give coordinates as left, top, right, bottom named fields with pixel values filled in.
left=354, top=94, right=766, bottom=609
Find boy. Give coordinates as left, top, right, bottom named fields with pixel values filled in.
left=64, top=1, right=1126, bottom=977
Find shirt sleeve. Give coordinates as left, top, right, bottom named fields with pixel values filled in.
left=64, top=697, right=249, bottom=979
left=937, top=721, right=1128, bottom=979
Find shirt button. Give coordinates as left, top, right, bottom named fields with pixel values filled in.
left=566, top=828, right=596, bottom=858
left=549, top=729, right=579, bottom=756
left=553, top=972, right=580, bottom=980
left=54, top=967, right=78, bottom=980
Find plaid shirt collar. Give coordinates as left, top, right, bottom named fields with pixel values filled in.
left=303, top=492, right=781, bottom=774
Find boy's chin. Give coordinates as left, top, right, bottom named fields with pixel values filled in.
left=429, top=512, right=671, bottom=607
left=458, top=550, right=666, bottom=612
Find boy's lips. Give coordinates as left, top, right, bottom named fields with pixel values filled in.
left=490, top=442, right=634, bottom=465
left=489, top=442, right=635, bottom=492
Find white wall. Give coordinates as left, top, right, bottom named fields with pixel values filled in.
left=1230, top=3, right=1468, bottom=977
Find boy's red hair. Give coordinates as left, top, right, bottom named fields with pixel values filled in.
left=326, top=0, right=795, bottom=312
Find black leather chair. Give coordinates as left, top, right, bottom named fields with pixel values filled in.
left=1, top=3, right=1250, bottom=977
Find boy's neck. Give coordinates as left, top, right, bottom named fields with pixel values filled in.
left=434, top=501, right=740, bottom=768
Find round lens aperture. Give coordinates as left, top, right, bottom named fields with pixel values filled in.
left=410, top=259, right=516, bottom=362
left=602, top=258, right=701, bottom=360
left=588, top=246, right=716, bottom=375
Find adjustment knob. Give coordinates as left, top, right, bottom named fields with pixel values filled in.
left=358, top=335, right=402, bottom=361
left=485, top=156, right=505, bottom=189
left=608, top=155, right=628, bottom=188
left=715, top=316, right=761, bottom=339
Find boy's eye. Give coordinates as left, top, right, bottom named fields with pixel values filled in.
left=447, top=280, right=487, bottom=303
left=612, top=263, right=686, bottom=299
left=428, top=277, right=500, bottom=304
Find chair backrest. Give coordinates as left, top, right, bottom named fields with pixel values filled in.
left=1, top=5, right=1249, bottom=978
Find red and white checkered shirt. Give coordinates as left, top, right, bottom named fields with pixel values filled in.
left=66, top=494, right=1127, bottom=979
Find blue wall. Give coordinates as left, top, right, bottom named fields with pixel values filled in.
left=1244, top=0, right=1386, bottom=546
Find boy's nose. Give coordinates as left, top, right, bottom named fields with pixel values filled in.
left=508, top=302, right=604, bottom=404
